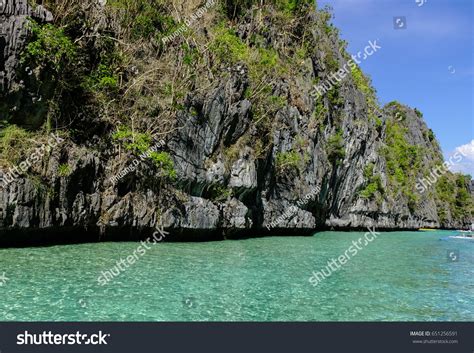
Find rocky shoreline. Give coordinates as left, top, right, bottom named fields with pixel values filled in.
left=0, top=225, right=458, bottom=248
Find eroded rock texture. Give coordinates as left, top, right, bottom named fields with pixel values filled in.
left=0, top=0, right=52, bottom=91
left=0, top=0, right=471, bottom=246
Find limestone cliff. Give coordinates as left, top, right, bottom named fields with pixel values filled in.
left=0, top=0, right=472, bottom=245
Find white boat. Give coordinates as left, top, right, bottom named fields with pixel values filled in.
left=448, top=235, right=474, bottom=240
left=449, top=223, right=474, bottom=239
left=454, top=223, right=474, bottom=234
left=449, top=224, right=474, bottom=239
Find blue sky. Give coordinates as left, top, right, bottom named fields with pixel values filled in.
left=317, top=0, right=474, bottom=176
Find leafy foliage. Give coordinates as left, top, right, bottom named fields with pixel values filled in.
left=274, top=0, right=314, bottom=13
left=211, top=26, right=250, bottom=65
left=149, top=151, right=177, bottom=179
left=221, top=0, right=313, bottom=19
left=206, top=183, right=233, bottom=201
left=82, top=63, right=120, bottom=92
left=327, top=130, right=345, bottom=165
left=386, top=101, right=407, bottom=122
left=276, top=150, right=302, bottom=172
left=112, top=126, right=152, bottom=154
left=359, top=163, right=384, bottom=199
left=381, top=120, right=424, bottom=211
left=414, top=108, right=423, bottom=118
left=435, top=174, right=473, bottom=221
left=107, top=0, right=177, bottom=40
left=0, top=125, right=30, bottom=165
left=350, top=65, right=380, bottom=122
left=58, top=163, right=71, bottom=177
left=112, top=127, right=176, bottom=179
left=21, top=22, right=76, bottom=73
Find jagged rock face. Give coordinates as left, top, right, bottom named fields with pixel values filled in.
left=0, top=65, right=461, bottom=243
left=169, top=65, right=252, bottom=192
left=1, top=0, right=52, bottom=89
left=0, top=1, right=470, bottom=245
left=0, top=0, right=53, bottom=127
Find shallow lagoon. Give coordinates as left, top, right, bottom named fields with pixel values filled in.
left=0, top=230, right=472, bottom=321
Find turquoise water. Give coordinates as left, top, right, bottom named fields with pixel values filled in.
left=0, top=231, right=472, bottom=321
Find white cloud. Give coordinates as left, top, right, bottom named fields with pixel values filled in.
left=448, top=140, right=474, bottom=177
left=455, top=140, right=474, bottom=159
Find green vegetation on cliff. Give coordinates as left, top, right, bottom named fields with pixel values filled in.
left=1, top=0, right=472, bottom=229
left=381, top=117, right=423, bottom=211
left=359, top=163, right=384, bottom=200
left=112, top=127, right=176, bottom=179
left=21, top=22, right=76, bottom=73
left=436, top=174, right=473, bottom=222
